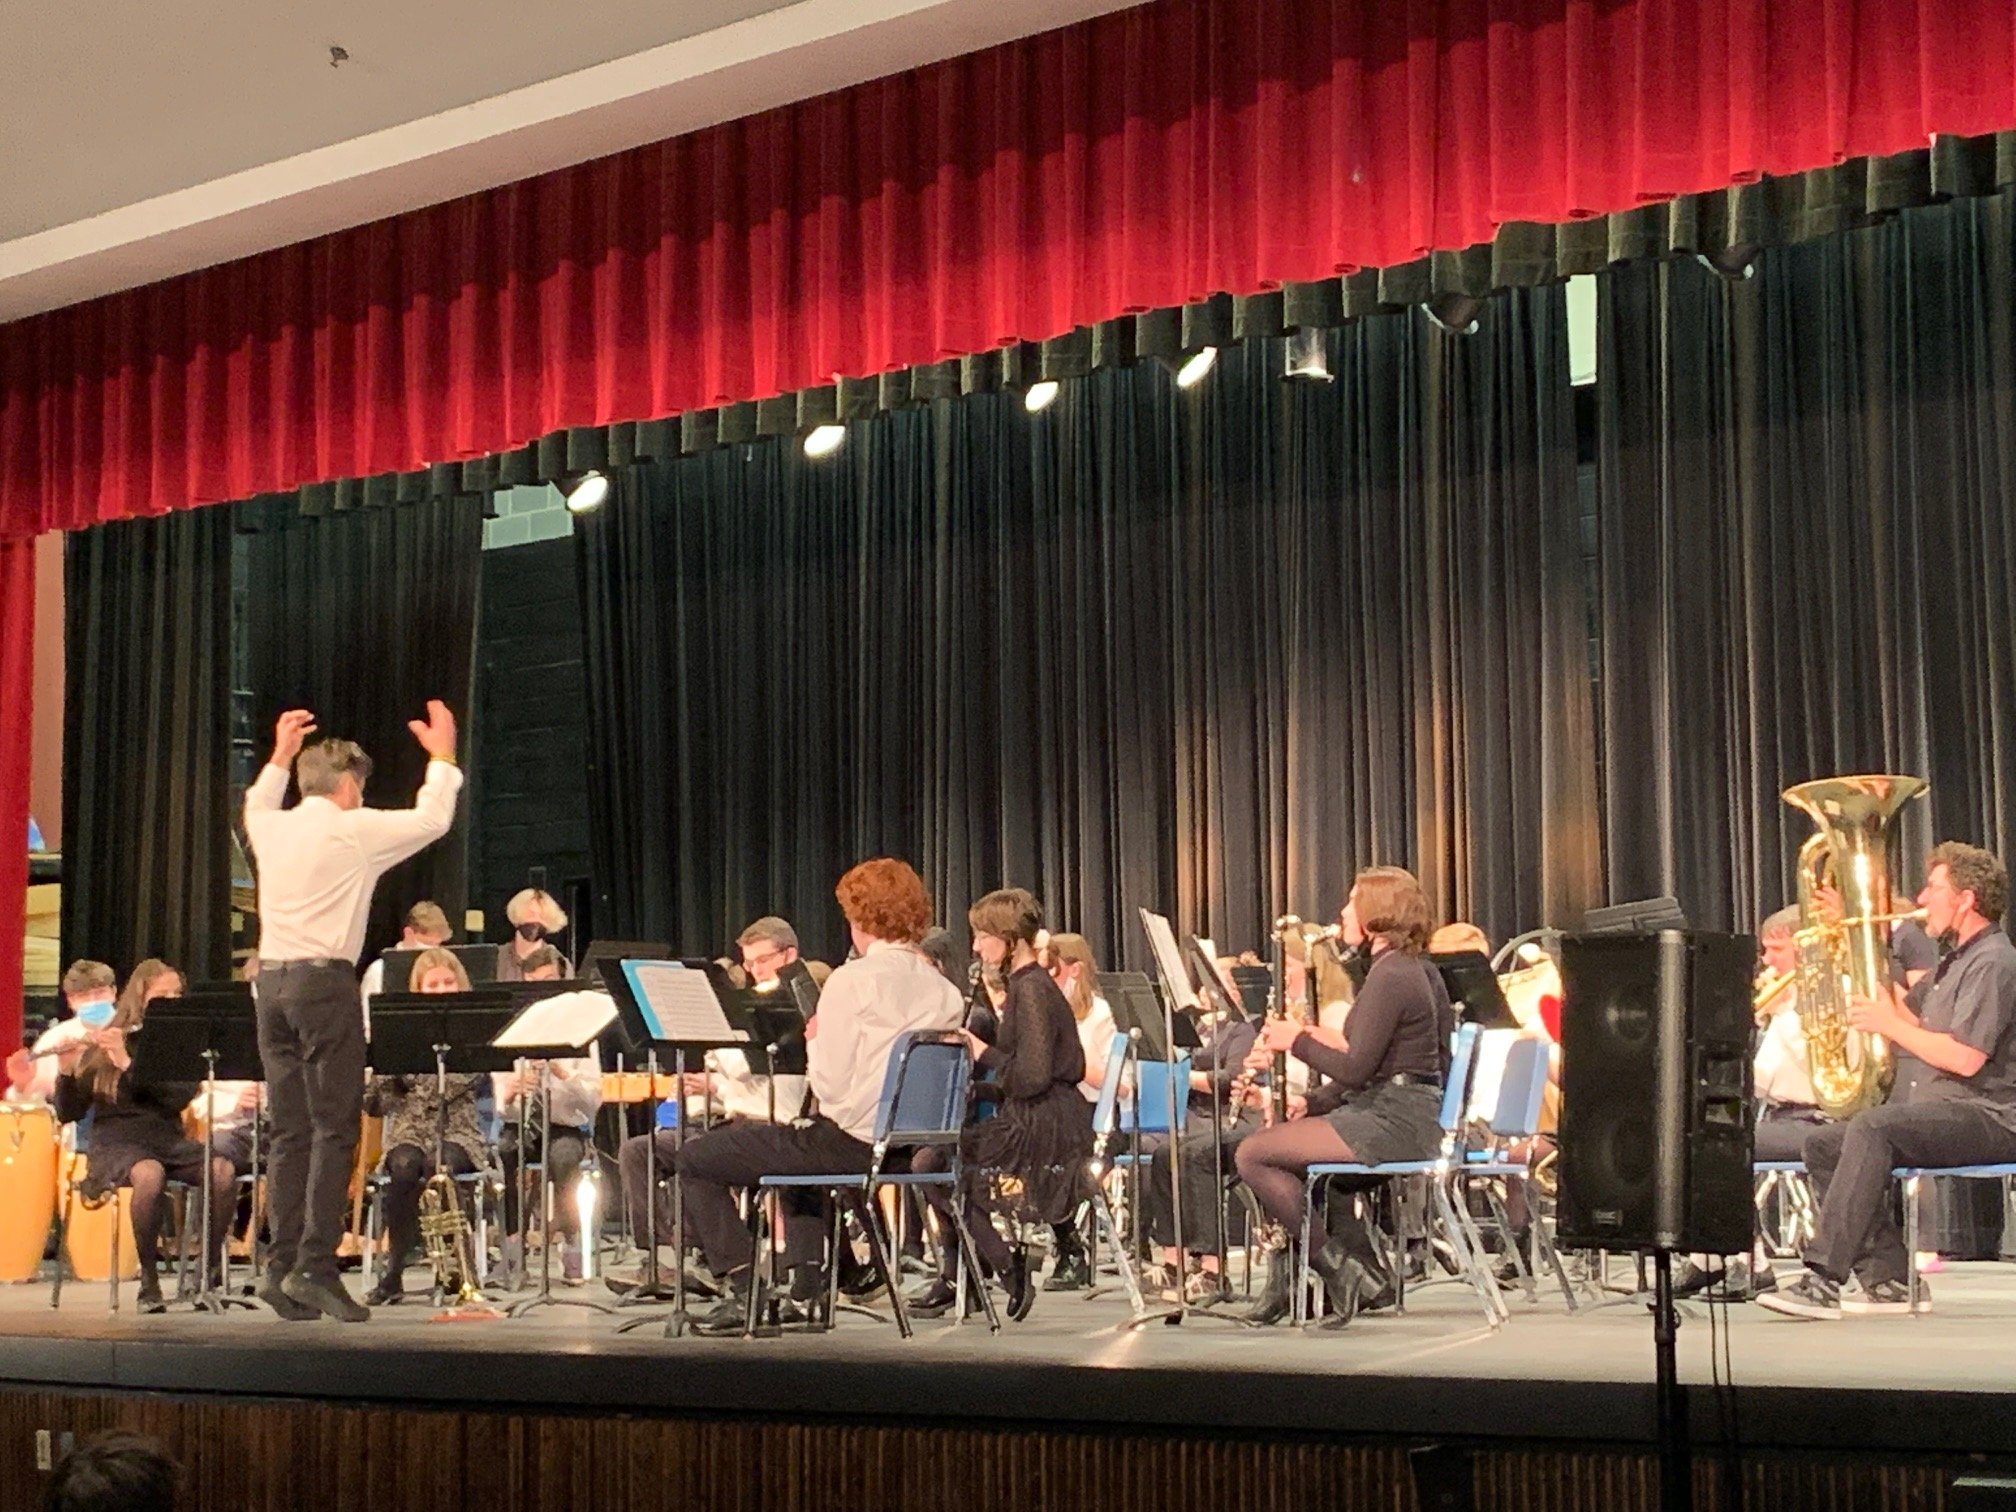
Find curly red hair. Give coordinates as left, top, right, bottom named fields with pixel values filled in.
left=835, top=858, right=934, bottom=944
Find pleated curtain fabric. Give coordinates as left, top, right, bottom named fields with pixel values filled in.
left=58, top=507, right=235, bottom=982
left=1596, top=191, right=2016, bottom=931
left=0, top=539, right=33, bottom=1043
left=239, top=498, right=484, bottom=964
left=577, top=291, right=1600, bottom=968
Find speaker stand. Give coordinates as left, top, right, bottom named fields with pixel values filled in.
left=1650, top=1249, right=1691, bottom=1512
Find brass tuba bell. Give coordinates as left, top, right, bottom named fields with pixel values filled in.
left=1780, top=774, right=1928, bottom=1120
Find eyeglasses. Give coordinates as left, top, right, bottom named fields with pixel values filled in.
left=743, top=946, right=788, bottom=972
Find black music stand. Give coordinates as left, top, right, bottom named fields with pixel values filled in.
left=376, top=946, right=499, bottom=991
left=492, top=988, right=617, bottom=1319
left=601, top=959, right=747, bottom=1337
left=1430, top=951, right=1520, bottom=1030
left=129, top=998, right=262, bottom=1315
left=367, top=993, right=518, bottom=1311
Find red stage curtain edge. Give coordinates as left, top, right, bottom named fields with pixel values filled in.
left=0, top=537, right=31, bottom=1048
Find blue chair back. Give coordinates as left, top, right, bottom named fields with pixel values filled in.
left=1439, top=1023, right=1483, bottom=1134
left=1090, top=1036, right=1131, bottom=1141
left=1122, top=1056, right=1191, bottom=1135
left=873, top=1031, right=973, bottom=1149
left=1489, top=1036, right=1549, bottom=1139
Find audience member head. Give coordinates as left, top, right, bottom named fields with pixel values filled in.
left=835, top=859, right=933, bottom=953
left=42, top=1429, right=180, bottom=1512
left=1428, top=922, right=1489, bottom=957
left=399, top=901, right=452, bottom=951
left=1044, top=932, right=1099, bottom=1021
left=736, top=917, right=800, bottom=986
left=409, top=948, right=472, bottom=995
left=1343, top=867, right=1432, bottom=955
left=519, top=944, right=565, bottom=982
left=295, top=738, right=373, bottom=811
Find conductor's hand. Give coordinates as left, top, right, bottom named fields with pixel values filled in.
left=408, top=700, right=457, bottom=760
left=271, top=709, right=317, bottom=768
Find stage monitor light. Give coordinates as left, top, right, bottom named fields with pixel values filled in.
left=1024, top=380, right=1060, bottom=414
left=803, top=424, right=847, bottom=459
left=564, top=472, right=609, bottom=513
left=1175, top=346, right=1217, bottom=389
left=1284, top=328, right=1331, bottom=382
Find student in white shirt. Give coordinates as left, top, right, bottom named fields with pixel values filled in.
left=613, top=916, right=812, bottom=1273
left=680, top=862, right=962, bottom=1334
left=358, top=901, right=453, bottom=1007
left=495, top=945, right=603, bottom=1282
left=242, top=702, right=462, bottom=1323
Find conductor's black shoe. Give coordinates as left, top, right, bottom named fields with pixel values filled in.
left=281, top=1270, right=371, bottom=1323
left=135, top=1276, right=166, bottom=1315
left=1043, top=1249, right=1092, bottom=1291
left=256, top=1275, right=320, bottom=1321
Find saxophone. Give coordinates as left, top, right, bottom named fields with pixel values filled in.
left=1781, top=775, right=1929, bottom=1120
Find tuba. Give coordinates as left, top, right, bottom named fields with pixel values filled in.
left=1780, top=775, right=1929, bottom=1120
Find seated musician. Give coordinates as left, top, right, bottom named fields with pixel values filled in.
left=908, top=892, right=1093, bottom=1323
left=1752, top=907, right=1825, bottom=1164
left=1237, top=867, right=1454, bottom=1326
left=1034, top=932, right=1116, bottom=1290
left=497, top=888, right=572, bottom=982
left=1763, top=843, right=2016, bottom=1319
left=495, top=944, right=603, bottom=1282
left=49, top=959, right=235, bottom=1314
left=363, top=949, right=491, bottom=1307
left=680, top=860, right=963, bottom=1334
left=7, top=959, right=119, bottom=1111
left=612, top=917, right=813, bottom=1277
left=358, top=901, right=452, bottom=1005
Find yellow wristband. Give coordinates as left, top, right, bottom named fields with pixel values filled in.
left=429, top=753, right=459, bottom=767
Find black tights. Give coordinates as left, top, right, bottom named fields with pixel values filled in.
left=128, top=1156, right=236, bottom=1277
left=910, top=1147, right=1011, bottom=1278
left=381, top=1142, right=476, bottom=1277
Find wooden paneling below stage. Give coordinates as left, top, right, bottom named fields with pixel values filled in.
left=0, top=1386, right=1975, bottom=1512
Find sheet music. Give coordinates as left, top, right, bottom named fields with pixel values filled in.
left=1137, top=908, right=1199, bottom=1011
left=618, top=960, right=746, bottom=1045
left=492, top=990, right=619, bottom=1051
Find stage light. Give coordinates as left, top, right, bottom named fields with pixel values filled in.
left=803, top=424, right=847, bottom=459
left=564, top=471, right=609, bottom=513
left=1175, top=346, right=1217, bottom=389
left=1425, top=295, right=1484, bottom=336
left=1284, top=328, right=1331, bottom=382
left=1024, top=380, right=1060, bottom=414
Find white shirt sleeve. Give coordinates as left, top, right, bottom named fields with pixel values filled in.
left=347, top=759, right=464, bottom=872
left=807, top=972, right=863, bottom=1112
left=242, top=763, right=290, bottom=834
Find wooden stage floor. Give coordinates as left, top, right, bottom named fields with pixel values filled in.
left=4, top=1257, right=2016, bottom=1461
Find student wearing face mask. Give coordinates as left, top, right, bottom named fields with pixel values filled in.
left=497, top=889, right=572, bottom=982
left=8, top=961, right=120, bottom=1111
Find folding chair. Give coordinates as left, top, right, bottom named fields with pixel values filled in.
left=1079, top=1036, right=1146, bottom=1313
left=50, top=1117, right=189, bottom=1313
left=1456, top=1036, right=1576, bottom=1310
left=1896, top=1160, right=2016, bottom=1314
left=1753, top=1160, right=1816, bottom=1257
left=1298, top=1024, right=1497, bottom=1328
left=748, top=1030, right=1000, bottom=1339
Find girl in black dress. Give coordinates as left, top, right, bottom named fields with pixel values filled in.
left=53, top=959, right=236, bottom=1313
left=912, top=889, right=1093, bottom=1322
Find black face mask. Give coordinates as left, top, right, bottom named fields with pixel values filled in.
left=516, top=922, right=546, bottom=943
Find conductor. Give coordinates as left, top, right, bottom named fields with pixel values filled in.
left=244, top=703, right=463, bottom=1321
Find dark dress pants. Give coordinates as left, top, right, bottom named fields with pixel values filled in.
left=255, top=962, right=366, bottom=1283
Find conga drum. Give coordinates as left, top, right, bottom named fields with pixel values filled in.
left=0, top=1106, right=57, bottom=1282
left=59, top=1152, right=139, bottom=1283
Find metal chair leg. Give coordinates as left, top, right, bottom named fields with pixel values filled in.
left=947, top=1205, right=1001, bottom=1334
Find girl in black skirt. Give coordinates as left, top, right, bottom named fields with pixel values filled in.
left=912, top=889, right=1093, bottom=1322
left=53, top=959, right=236, bottom=1313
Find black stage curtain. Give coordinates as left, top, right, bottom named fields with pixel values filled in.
left=1598, top=192, right=2016, bottom=930
left=60, top=508, right=235, bottom=981
left=240, top=498, right=483, bottom=964
left=579, top=294, right=1599, bottom=968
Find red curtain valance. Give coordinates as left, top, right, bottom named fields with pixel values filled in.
left=4, top=0, right=2014, bottom=539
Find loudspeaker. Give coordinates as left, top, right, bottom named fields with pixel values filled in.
left=1557, top=930, right=1756, bottom=1254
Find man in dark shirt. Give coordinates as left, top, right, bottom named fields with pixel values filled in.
left=1762, top=842, right=2016, bottom=1320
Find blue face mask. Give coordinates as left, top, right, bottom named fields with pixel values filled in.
left=76, top=999, right=116, bottom=1029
